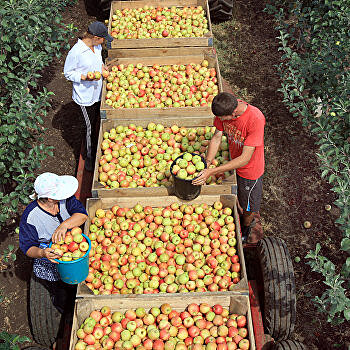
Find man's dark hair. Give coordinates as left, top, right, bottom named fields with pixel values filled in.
left=211, top=92, right=238, bottom=117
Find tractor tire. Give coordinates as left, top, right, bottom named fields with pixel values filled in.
left=271, top=340, right=307, bottom=350
left=84, top=0, right=113, bottom=20
left=29, top=274, right=62, bottom=348
left=209, top=0, right=234, bottom=22
left=257, top=237, right=296, bottom=341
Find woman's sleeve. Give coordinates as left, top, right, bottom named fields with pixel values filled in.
left=64, top=51, right=82, bottom=83
left=19, top=219, right=39, bottom=255
left=66, top=196, right=88, bottom=216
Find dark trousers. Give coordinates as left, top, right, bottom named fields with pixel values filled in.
left=77, top=101, right=101, bottom=160
left=39, top=277, right=76, bottom=314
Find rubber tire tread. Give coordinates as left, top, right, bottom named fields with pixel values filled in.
left=29, top=274, right=62, bottom=347
left=209, top=0, right=233, bottom=21
left=215, top=0, right=233, bottom=10
left=272, top=340, right=306, bottom=350
left=84, top=0, right=111, bottom=19
left=257, top=237, right=296, bottom=340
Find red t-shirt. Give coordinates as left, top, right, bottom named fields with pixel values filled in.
left=214, top=103, right=265, bottom=180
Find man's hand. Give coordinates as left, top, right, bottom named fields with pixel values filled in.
left=192, top=168, right=213, bottom=186
left=42, top=248, right=60, bottom=264
left=52, top=223, right=68, bottom=243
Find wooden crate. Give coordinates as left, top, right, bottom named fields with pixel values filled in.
left=100, top=48, right=223, bottom=119
left=70, top=294, right=256, bottom=350
left=107, top=0, right=213, bottom=50
left=91, top=118, right=236, bottom=198
left=77, top=194, right=248, bottom=297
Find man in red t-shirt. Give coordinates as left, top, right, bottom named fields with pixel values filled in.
left=192, top=92, right=265, bottom=242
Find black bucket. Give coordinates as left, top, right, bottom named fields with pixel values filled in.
left=170, top=153, right=207, bottom=201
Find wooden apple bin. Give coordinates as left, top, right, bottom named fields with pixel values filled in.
left=69, top=294, right=256, bottom=349
left=107, top=0, right=214, bottom=52
left=77, top=194, right=248, bottom=298
left=91, top=118, right=236, bottom=198
left=100, top=47, right=223, bottom=119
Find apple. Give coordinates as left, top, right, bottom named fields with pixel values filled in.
left=87, top=71, right=95, bottom=80
left=73, top=233, right=84, bottom=243
left=236, top=316, right=246, bottom=328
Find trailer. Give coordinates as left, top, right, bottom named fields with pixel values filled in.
left=27, top=151, right=305, bottom=350
left=27, top=3, right=305, bottom=347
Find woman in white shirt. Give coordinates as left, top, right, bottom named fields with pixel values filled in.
left=64, top=21, right=113, bottom=171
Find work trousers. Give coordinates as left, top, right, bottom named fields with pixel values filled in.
left=78, top=101, right=101, bottom=160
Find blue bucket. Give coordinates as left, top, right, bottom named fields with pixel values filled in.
left=50, top=233, right=91, bottom=285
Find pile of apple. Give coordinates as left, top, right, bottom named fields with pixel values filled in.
left=85, top=201, right=241, bottom=295
left=103, top=61, right=218, bottom=109
left=110, top=5, right=209, bottom=40
left=74, top=303, right=250, bottom=350
left=172, top=153, right=206, bottom=181
left=98, top=123, right=230, bottom=189
left=51, top=227, right=89, bottom=262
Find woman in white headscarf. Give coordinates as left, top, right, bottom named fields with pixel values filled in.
left=19, top=172, right=87, bottom=312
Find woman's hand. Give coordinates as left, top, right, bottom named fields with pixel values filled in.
left=42, top=248, right=60, bottom=264
left=52, top=223, right=68, bottom=243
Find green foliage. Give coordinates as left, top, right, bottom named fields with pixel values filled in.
left=0, top=331, right=31, bottom=350
left=0, top=0, right=76, bottom=229
left=306, top=244, right=350, bottom=324
left=1, top=244, right=16, bottom=264
left=265, top=0, right=350, bottom=323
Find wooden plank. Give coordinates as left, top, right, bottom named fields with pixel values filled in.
left=101, top=48, right=223, bottom=119
left=91, top=118, right=236, bottom=198
left=70, top=294, right=256, bottom=350
left=107, top=46, right=215, bottom=59
left=77, top=194, right=248, bottom=297
left=108, top=0, right=213, bottom=49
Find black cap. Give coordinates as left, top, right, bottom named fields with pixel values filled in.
left=88, top=21, right=113, bottom=42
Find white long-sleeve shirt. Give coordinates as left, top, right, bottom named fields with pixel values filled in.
left=64, top=39, right=103, bottom=106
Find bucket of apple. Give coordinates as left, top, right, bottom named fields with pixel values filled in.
left=170, top=152, right=207, bottom=200
left=49, top=228, right=91, bottom=285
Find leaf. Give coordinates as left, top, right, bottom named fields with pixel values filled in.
left=329, top=173, right=336, bottom=183
left=341, top=238, right=350, bottom=253
left=7, top=136, right=16, bottom=144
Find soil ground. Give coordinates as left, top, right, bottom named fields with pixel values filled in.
left=0, top=0, right=349, bottom=349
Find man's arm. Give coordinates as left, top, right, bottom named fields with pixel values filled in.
left=205, top=129, right=223, bottom=165
left=192, top=145, right=255, bottom=185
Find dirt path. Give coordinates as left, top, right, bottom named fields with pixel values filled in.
left=0, top=0, right=348, bottom=349
left=213, top=1, right=349, bottom=348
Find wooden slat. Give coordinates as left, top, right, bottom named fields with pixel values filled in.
left=91, top=118, right=236, bottom=198
left=101, top=48, right=223, bottom=119
left=108, top=0, right=213, bottom=49
left=108, top=46, right=215, bottom=59
left=70, top=294, right=256, bottom=350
